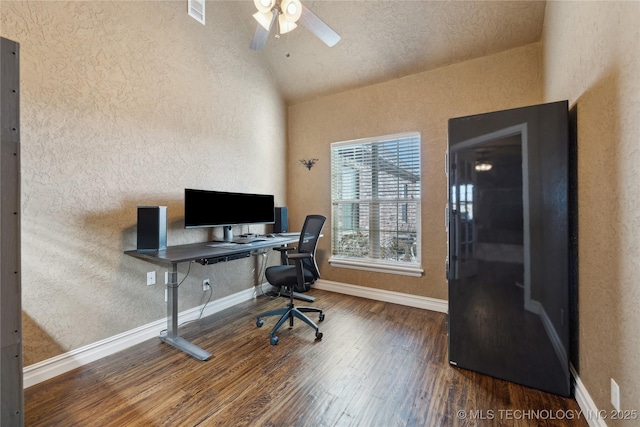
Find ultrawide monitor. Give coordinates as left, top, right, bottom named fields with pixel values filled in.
left=184, top=189, right=275, bottom=229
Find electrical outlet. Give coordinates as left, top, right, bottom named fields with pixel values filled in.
left=147, top=271, right=156, bottom=286
left=611, top=378, right=620, bottom=411
left=203, top=279, right=211, bottom=291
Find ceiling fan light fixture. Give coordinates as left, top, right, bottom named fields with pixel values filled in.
left=474, top=151, right=493, bottom=172
left=249, top=0, right=341, bottom=50
left=254, top=0, right=275, bottom=14
left=278, top=14, right=298, bottom=34
left=281, top=0, right=302, bottom=23
left=253, top=10, right=274, bottom=31
left=475, top=161, right=493, bottom=172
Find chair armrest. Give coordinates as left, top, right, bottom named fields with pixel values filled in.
left=288, top=253, right=312, bottom=260
left=273, top=246, right=296, bottom=265
left=272, top=246, right=296, bottom=253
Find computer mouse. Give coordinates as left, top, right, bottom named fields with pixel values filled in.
left=266, top=234, right=275, bottom=238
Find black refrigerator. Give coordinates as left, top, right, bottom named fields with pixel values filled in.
left=447, top=101, right=574, bottom=397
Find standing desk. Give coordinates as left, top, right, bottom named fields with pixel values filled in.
left=125, top=235, right=299, bottom=361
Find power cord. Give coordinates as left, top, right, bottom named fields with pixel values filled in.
left=166, top=261, right=192, bottom=289
left=177, top=284, right=213, bottom=329
left=256, top=250, right=278, bottom=298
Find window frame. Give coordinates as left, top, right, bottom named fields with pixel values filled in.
left=329, top=132, right=423, bottom=277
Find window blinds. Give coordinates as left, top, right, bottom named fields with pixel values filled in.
left=330, top=132, right=421, bottom=264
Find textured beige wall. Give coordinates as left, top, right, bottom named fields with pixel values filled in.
left=1, top=1, right=286, bottom=365
left=287, top=44, right=543, bottom=300
left=542, top=1, right=640, bottom=420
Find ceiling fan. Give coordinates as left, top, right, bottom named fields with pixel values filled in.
left=250, top=0, right=341, bottom=50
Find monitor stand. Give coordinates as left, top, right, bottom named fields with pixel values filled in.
left=223, top=226, right=233, bottom=242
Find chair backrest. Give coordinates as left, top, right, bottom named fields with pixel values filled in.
left=297, top=214, right=326, bottom=281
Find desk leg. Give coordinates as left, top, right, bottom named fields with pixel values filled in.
left=159, top=263, right=212, bottom=361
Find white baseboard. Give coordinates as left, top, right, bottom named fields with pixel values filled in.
left=23, top=286, right=259, bottom=388
left=313, top=279, right=448, bottom=313
left=571, top=365, right=607, bottom=427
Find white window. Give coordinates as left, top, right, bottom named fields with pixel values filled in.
left=330, top=132, right=423, bottom=277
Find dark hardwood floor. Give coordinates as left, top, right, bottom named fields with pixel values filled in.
left=24, top=289, right=587, bottom=426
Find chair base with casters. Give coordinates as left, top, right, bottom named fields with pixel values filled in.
left=256, top=289, right=324, bottom=346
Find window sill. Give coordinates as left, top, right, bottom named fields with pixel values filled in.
left=328, top=257, right=424, bottom=277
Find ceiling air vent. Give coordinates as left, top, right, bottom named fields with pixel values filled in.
left=188, top=0, right=205, bottom=25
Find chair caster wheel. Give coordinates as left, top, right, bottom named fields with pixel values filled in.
left=319, top=313, right=325, bottom=322
left=270, top=336, right=279, bottom=346
left=315, top=331, right=323, bottom=340
left=256, top=319, right=264, bottom=328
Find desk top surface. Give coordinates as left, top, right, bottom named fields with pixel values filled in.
left=125, top=235, right=299, bottom=265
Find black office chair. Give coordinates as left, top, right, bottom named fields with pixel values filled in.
left=256, top=214, right=326, bottom=345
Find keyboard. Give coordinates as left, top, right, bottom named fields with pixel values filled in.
left=277, top=232, right=300, bottom=237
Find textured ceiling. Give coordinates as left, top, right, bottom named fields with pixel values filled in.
left=232, top=0, right=546, bottom=104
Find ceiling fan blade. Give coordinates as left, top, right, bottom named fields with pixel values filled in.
left=250, top=25, right=270, bottom=50
left=250, top=11, right=278, bottom=50
left=299, top=4, right=341, bottom=47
